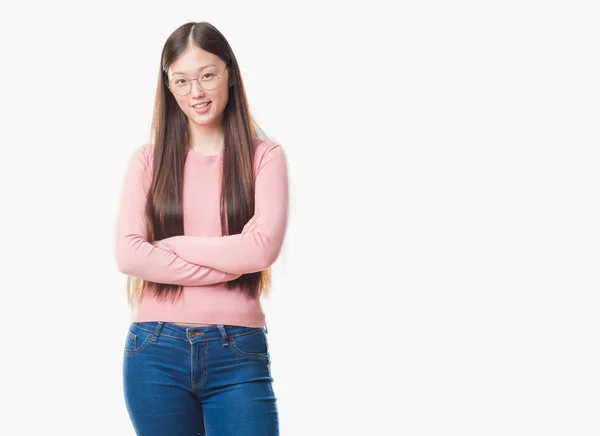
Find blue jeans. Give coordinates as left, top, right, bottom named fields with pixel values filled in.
left=123, top=321, right=279, bottom=435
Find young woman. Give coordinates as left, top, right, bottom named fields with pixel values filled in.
left=114, top=21, right=288, bottom=435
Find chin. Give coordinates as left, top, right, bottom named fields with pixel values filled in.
left=190, top=115, right=219, bottom=127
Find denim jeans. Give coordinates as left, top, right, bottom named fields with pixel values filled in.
left=123, top=321, right=279, bottom=435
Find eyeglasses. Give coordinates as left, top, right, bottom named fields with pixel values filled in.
left=167, top=62, right=229, bottom=96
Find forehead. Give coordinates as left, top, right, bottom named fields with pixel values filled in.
left=168, top=46, right=221, bottom=77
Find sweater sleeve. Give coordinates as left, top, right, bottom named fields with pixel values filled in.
left=114, top=145, right=242, bottom=286
left=156, top=144, right=289, bottom=275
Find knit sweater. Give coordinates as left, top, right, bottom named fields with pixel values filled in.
left=114, top=139, right=289, bottom=327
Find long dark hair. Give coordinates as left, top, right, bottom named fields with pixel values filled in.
left=127, top=21, right=274, bottom=307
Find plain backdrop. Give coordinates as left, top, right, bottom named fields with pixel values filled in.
left=0, top=1, right=598, bottom=435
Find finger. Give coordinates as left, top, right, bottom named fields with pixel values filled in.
left=243, top=222, right=257, bottom=234
left=244, top=217, right=256, bottom=230
left=242, top=215, right=258, bottom=234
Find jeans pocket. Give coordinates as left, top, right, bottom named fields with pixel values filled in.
left=124, top=323, right=154, bottom=354
left=229, top=328, right=268, bottom=360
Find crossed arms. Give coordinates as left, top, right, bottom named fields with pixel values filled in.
left=114, top=143, right=289, bottom=286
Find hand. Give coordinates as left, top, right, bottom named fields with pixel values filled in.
left=242, top=213, right=259, bottom=235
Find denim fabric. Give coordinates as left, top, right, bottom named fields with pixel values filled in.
left=123, top=321, right=278, bottom=435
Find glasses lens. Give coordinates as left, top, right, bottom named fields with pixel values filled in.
left=200, top=73, right=218, bottom=91
left=170, top=79, right=191, bottom=96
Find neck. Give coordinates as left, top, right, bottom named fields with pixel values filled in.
left=188, top=123, right=224, bottom=155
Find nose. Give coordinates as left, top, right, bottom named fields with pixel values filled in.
left=190, top=79, right=205, bottom=97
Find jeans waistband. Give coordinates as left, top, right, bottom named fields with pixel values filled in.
left=131, top=321, right=268, bottom=344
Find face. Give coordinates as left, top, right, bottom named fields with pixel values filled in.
left=166, top=45, right=231, bottom=128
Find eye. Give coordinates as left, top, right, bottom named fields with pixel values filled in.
left=202, top=73, right=214, bottom=80
left=175, top=78, right=188, bottom=85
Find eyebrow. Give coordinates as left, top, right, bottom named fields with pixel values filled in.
left=171, top=64, right=217, bottom=76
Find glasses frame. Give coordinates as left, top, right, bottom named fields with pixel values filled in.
left=167, top=61, right=229, bottom=96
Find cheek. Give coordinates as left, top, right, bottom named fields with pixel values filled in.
left=213, top=89, right=229, bottom=109
left=175, top=97, right=189, bottom=113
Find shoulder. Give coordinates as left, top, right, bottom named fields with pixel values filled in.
left=128, top=143, right=155, bottom=170
left=252, top=138, right=286, bottom=166
left=251, top=138, right=288, bottom=179
left=139, top=143, right=155, bottom=161
left=253, top=138, right=280, bottom=154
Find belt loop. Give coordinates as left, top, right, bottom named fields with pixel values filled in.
left=217, top=324, right=229, bottom=346
left=152, top=321, right=164, bottom=342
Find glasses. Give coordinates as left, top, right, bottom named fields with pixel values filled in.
left=167, top=62, right=229, bottom=96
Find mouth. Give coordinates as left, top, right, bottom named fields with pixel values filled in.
left=191, top=101, right=212, bottom=114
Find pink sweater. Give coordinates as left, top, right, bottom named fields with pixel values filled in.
left=114, top=139, right=289, bottom=327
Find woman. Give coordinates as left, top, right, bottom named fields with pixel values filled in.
left=115, top=21, right=288, bottom=435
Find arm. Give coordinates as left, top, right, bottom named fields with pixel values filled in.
left=156, top=143, right=289, bottom=275
left=114, top=145, right=242, bottom=286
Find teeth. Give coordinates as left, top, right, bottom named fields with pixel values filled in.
left=194, top=102, right=210, bottom=108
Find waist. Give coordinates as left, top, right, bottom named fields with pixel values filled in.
left=130, top=321, right=267, bottom=342
left=130, top=285, right=266, bottom=327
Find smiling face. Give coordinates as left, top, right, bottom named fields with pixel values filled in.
left=166, top=45, right=231, bottom=129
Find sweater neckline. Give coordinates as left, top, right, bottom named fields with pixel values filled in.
left=187, top=146, right=223, bottom=163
